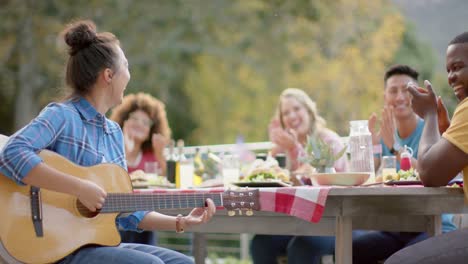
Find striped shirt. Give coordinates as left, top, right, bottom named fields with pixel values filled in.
left=0, top=97, right=147, bottom=232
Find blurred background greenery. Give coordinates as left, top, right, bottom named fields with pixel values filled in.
left=0, top=0, right=465, bottom=145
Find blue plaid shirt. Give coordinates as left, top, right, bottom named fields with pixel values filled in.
left=0, top=97, right=147, bottom=232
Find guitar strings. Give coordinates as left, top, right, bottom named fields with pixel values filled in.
left=75, top=193, right=229, bottom=212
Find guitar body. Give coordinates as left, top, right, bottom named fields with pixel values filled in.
left=0, top=150, right=132, bottom=264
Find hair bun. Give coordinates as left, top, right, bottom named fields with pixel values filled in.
left=63, top=20, right=98, bottom=55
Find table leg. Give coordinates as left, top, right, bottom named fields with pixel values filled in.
left=335, top=216, right=352, bottom=264
left=427, top=215, right=442, bottom=237
left=192, top=232, right=207, bottom=264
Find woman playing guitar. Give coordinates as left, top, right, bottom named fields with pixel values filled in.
left=0, top=20, right=215, bottom=264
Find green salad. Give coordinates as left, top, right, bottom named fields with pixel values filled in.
left=244, top=171, right=277, bottom=182
left=397, top=168, right=420, bottom=181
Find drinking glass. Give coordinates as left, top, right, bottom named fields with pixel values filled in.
left=222, top=154, right=240, bottom=188
left=179, top=159, right=194, bottom=189
left=381, top=156, right=397, bottom=181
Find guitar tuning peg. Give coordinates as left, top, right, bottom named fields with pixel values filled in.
left=228, top=210, right=235, bottom=216
left=238, top=209, right=243, bottom=216
left=246, top=209, right=253, bottom=216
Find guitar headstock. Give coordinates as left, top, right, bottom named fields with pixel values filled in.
left=222, top=189, right=260, bottom=216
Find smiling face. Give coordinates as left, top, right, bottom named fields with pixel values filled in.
left=110, top=45, right=131, bottom=107
left=384, top=74, right=415, bottom=119
left=123, top=109, right=153, bottom=143
left=446, top=43, right=468, bottom=102
left=280, top=96, right=311, bottom=138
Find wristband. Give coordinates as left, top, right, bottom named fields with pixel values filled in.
left=373, top=144, right=382, bottom=154
left=175, top=214, right=185, bottom=233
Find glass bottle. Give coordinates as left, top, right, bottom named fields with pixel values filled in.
left=348, top=120, right=375, bottom=181
left=193, top=148, right=204, bottom=186
left=166, top=139, right=178, bottom=184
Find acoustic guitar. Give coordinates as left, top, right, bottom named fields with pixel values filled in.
left=0, top=150, right=259, bottom=264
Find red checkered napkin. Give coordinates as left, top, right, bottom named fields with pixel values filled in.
left=258, top=186, right=331, bottom=223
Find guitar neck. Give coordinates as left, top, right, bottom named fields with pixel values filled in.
left=100, top=192, right=223, bottom=213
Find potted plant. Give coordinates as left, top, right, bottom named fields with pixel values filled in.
left=300, top=134, right=347, bottom=173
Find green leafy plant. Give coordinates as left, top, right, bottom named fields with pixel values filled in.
left=300, top=134, right=347, bottom=173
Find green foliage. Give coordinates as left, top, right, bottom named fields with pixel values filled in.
left=391, top=23, right=437, bottom=81
left=0, top=0, right=439, bottom=145
left=301, top=135, right=347, bottom=172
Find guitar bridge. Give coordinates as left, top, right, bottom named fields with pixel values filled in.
left=30, top=186, right=43, bottom=237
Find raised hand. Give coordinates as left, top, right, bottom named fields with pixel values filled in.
left=270, top=128, right=297, bottom=151
left=123, top=124, right=135, bottom=153
left=368, top=112, right=381, bottom=145
left=437, top=96, right=451, bottom=134
left=380, top=106, right=396, bottom=149
left=151, top=133, right=168, bottom=151
left=407, top=80, right=438, bottom=118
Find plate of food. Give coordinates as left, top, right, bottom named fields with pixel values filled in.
left=233, top=180, right=292, bottom=188
left=237, top=155, right=291, bottom=187
left=384, top=168, right=421, bottom=186
left=384, top=180, right=422, bottom=186
left=306, top=172, right=371, bottom=186
left=130, top=170, right=175, bottom=189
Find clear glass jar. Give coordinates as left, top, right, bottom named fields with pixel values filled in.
left=349, top=120, right=375, bottom=181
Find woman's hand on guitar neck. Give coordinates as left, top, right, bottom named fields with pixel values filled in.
left=182, top=198, right=216, bottom=229
left=76, top=180, right=107, bottom=212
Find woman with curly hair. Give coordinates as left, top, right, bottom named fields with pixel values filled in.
left=110, top=92, right=171, bottom=176
left=110, top=92, right=171, bottom=245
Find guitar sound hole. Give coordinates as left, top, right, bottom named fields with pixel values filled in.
left=76, top=200, right=100, bottom=218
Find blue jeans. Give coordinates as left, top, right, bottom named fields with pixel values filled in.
left=288, top=231, right=428, bottom=264
left=58, top=243, right=193, bottom=264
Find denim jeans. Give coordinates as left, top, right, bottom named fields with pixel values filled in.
left=58, top=243, right=193, bottom=264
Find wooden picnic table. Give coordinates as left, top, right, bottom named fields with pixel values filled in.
left=171, top=186, right=468, bottom=264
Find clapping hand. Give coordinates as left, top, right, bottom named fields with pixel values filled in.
left=368, top=107, right=396, bottom=150
left=380, top=106, right=396, bottom=150
left=151, top=133, right=168, bottom=151
left=437, top=96, right=451, bottom=134
left=407, top=80, right=438, bottom=118
left=123, top=125, right=135, bottom=153
left=407, top=80, right=450, bottom=134
left=270, top=127, right=298, bottom=151
left=368, top=113, right=381, bottom=145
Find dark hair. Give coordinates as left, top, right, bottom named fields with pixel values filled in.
left=384, top=64, right=419, bottom=86
left=62, top=20, right=120, bottom=97
left=109, top=93, right=171, bottom=153
left=449, top=32, right=468, bottom=45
